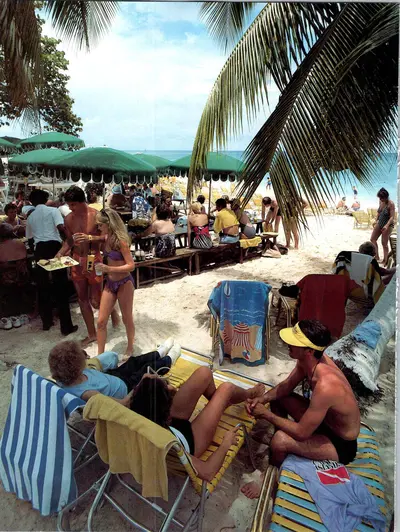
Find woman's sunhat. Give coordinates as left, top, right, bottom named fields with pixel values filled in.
left=279, top=322, right=326, bottom=351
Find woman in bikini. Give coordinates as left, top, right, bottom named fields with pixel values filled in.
left=370, top=187, right=396, bottom=265
left=130, top=366, right=264, bottom=481
left=187, top=202, right=212, bottom=249
left=95, top=209, right=135, bottom=357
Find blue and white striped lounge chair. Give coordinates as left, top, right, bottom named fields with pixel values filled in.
left=251, top=423, right=388, bottom=532
left=0, top=365, right=88, bottom=516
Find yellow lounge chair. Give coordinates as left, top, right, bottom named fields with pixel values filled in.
left=352, top=211, right=370, bottom=229
left=252, top=422, right=388, bottom=531
left=57, top=348, right=275, bottom=532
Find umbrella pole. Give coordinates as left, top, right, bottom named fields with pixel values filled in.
left=208, top=179, right=212, bottom=214
left=52, top=171, right=55, bottom=198
left=102, top=180, right=106, bottom=208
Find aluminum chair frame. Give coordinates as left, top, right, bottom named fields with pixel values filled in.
left=57, top=362, right=275, bottom=532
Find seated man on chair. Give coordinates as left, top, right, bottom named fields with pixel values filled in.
left=242, top=319, right=360, bottom=499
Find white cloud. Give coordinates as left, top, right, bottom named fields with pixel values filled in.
left=1, top=2, right=279, bottom=152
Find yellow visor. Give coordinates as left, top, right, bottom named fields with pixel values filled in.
left=279, top=323, right=326, bottom=351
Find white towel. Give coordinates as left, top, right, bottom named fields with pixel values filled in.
left=349, top=252, right=373, bottom=291
left=0, top=365, right=84, bottom=516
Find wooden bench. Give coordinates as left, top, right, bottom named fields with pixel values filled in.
left=133, top=248, right=196, bottom=288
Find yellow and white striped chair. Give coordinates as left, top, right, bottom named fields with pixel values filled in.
left=259, top=423, right=388, bottom=532
left=58, top=348, right=275, bottom=532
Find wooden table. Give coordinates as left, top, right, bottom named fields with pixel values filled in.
left=131, top=227, right=188, bottom=251
left=133, top=248, right=196, bottom=288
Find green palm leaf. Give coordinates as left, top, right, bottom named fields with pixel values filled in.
left=189, top=3, right=340, bottom=193
left=199, top=2, right=258, bottom=52
left=235, top=3, right=397, bottom=225
left=0, top=0, right=41, bottom=110
left=45, top=1, right=119, bottom=50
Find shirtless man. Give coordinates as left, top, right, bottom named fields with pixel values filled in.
left=242, top=319, right=360, bottom=499
left=56, top=186, right=119, bottom=347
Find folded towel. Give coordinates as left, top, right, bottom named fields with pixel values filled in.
left=83, top=394, right=177, bottom=500
left=352, top=321, right=381, bottom=349
left=239, top=236, right=261, bottom=249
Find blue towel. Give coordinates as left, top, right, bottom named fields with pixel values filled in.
left=208, top=280, right=271, bottom=366
left=352, top=321, right=381, bottom=349
left=283, top=455, right=386, bottom=532
left=0, top=365, right=84, bottom=516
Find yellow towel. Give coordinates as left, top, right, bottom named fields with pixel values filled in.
left=83, top=394, right=178, bottom=500
left=85, top=357, right=103, bottom=372
left=239, top=236, right=262, bottom=249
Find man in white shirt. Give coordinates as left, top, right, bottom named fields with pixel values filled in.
left=26, top=189, right=77, bottom=336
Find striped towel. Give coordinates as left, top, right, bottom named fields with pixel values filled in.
left=0, top=365, right=85, bottom=516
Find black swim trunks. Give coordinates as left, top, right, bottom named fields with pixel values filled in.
left=170, top=418, right=195, bottom=454
left=318, top=424, right=357, bottom=465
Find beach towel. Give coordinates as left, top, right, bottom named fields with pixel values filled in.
left=333, top=251, right=384, bottom=304
left=0, top=365, right=84, bottom=516
left=297, top=274, right=358, bottom=338
left=283, top=455, right=386, bottom=532
left=208, top=280, right=271, bottom=366
left=325, top=276, right=395, bottom=392
left=83, top=394, right=177, bottom=501
left=239, top=236, right=261, bottom=248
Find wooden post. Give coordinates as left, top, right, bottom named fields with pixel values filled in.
left=208, top=179, right=212, bottom=214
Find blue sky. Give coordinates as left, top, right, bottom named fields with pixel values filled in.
left=0, top=2, right=278, bottom=151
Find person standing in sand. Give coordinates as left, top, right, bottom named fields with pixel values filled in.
left=56, top=186, right=119, bottom=347
left=241, top=320, right=360, bottom=499
left=95, top=209, right=135, bottom=358
left=370, top=187, right=395, bottom=266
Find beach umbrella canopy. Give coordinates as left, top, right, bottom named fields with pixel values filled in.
left=20, top=132, right=85, bottom=150
left=47, top=147, right=157, bottom=184
left=134, top=153, right=171, bottom=171
left=170, top=152, right=243, bottom=181
left=0, top=136, right=21, bottom=145
left=9, top=148, right=70, bottom=166
left=0, top=137, right=18, bottom=153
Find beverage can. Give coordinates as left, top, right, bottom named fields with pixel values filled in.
left=94, top=262, right=103, bottom=276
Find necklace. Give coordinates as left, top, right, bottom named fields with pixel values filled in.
left=302, top=360, right=320, bottom=400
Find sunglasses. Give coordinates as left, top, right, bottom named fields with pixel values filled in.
left=146, top=365, right=171, bottom=381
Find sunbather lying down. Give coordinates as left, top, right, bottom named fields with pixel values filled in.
left=130, top=367, right=265, bottom=481
left=49, top=337, right=182, bottom=405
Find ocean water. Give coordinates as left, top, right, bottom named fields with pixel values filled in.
left=128, top=150, right=397, bottom=208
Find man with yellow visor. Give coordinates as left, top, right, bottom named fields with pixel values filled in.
left=241, top=319, right=360, bottom=500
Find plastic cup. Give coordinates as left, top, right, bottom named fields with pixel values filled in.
left=94, top=262, right=103, bottom=276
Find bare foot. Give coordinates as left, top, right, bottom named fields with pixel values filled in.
left=247, top=383, right=265, bottom=399
left=241, top=480, right=262, bottom=499
left=122, top=351, right=132, bottom=362
left=80, top=336, right=97, bottom=348
left=111, top=315, right=121, bottom=329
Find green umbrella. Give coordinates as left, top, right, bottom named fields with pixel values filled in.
left=0, top=136, right=21, bottom=145
left=171, top=152, right=244, bottom=178
left=9, top=148, right=70, bottom=167
left=0, top=137, right=18, bottom=153
left=20, top=131, right=85, bottom=150
left=133, top=153, right=171, bottom=171
left=48, top=147, right=157, bottom=184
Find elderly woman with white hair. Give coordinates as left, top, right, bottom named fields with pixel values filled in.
left=187, top=202, right=213, bottom=249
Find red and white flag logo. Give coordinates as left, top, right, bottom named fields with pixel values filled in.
left=313, top=460, right=350, bottom=485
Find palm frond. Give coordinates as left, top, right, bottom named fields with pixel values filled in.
left=234, top=3, right=397, bottom=226
left=199, top=2, right=257, bottom=52
left=0, top=0, right=41, bottom=109
left=44, top=0, right=119, bottom=50
left=188, top=3, right=341, bottom=195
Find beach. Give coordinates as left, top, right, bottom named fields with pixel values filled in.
left=0, top=213, right=395, bottom=531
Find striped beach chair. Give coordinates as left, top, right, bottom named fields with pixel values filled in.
left=58, top=350, right=276, bottom=532
left=0, top=365, right=86, bottom=516
left=264, top=423, right=388, bottom=531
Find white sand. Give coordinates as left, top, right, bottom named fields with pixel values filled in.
left=0, top=214, right=394, bottom=531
